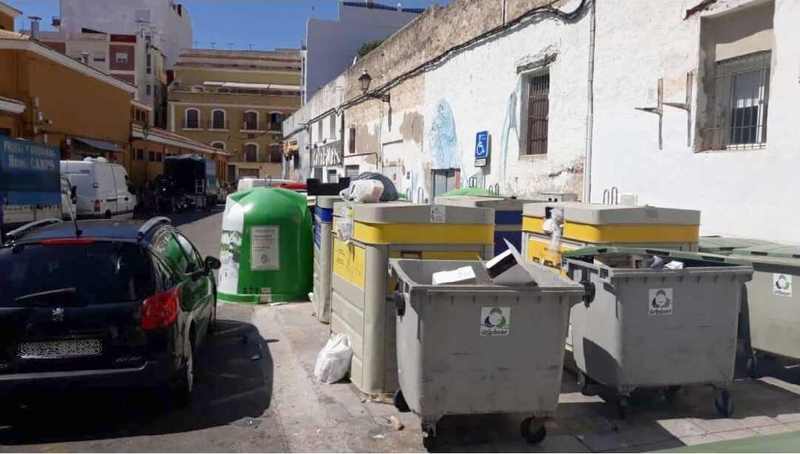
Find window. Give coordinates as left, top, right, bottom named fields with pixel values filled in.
left=243, top=143, right=258, bottom=162
left=698, top=2, right=773, bottom=151
left=174, top=232, right=204, bottom=273
left=523, top=72, right=549, bottom=155
left=710, top=52, right=770, bottom=149
left=327, top=169, right=338, bottom=183
left=145, top=84, right=151, bottom=96
left=270, top=112, right=282, bottom=130
left=93, top=53, right=106, bottom=62
left=432, top=169, right=459, bottom=197
left=156, top=152, right=163, bottom=162
left=211, top=109, right=227, bottom=129
left=345, top=165, right=360, bottom=178
left=146, top=53, right=152, bottom=74
left=148, top=151, right=156, bottom=162
left=185, top=108, right=199, bottom=129
left=329, top=114, right=336, bottom=139
left=243, top=111, right=259, bottom=130
left=135, top=149, right=144, bottom=160
left=269, top=145, right=282, bottom=163
left=115, top=52, right=128, bottom=65
left=317, top=121, right=323, bottom=142
left=348, top=127, right=356, bottom=154
left=211, top=141, right=226, bottom=150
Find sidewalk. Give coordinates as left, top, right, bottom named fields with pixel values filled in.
left=262, top=302, right=800, bottom=452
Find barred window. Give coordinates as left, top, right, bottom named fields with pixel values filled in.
left=706, top=51, right=771, bottom=150
left=524, top=73, right=549, bottom=155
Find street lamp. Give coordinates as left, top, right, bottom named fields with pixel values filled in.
left=358, top=70, right=390, bottom=103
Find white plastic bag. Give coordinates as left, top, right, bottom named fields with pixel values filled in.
left=340, top=180, right=384, bottom=203
left=314, top=334, right=353, bottom=384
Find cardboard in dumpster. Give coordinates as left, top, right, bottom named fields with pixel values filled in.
left=486, top=239, right=536, bottom=285
left=432, top=265, right=476, bottom=285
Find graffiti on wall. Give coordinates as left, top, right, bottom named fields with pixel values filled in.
left=428, top=99, right=460, bottom=170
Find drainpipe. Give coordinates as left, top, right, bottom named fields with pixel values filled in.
left=582, top=0, right=596, bottom=203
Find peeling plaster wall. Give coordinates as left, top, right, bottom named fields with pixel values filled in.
left=591, top=0, right=800, bottom=243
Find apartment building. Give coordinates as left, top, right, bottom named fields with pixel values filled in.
left=168, top=48, right=302, bottom=182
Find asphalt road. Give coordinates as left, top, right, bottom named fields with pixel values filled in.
left=0, top=209, right=291, bottom=453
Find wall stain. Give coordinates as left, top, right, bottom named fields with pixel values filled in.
left=399, top=111, right=424, bottom=144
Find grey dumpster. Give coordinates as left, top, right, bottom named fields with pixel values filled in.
left=724, top=244, right=800, bottom=377
left=564, top=247, right=753, bottom=419
left=389, top=259, right=584, bottom=449
left=698, top=236, right=777, bottom=255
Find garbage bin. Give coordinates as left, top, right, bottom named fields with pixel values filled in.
left=564, top=247, right=752, bottom=418
left=312, top=196, right=339, bottom=323
left=723, top=244, right=800, bottom=377
left=435, top=195, right=539, bottom=256
left=389, top=259, right=584, bottom=448
left=218, top=188, right=313, bottom=304
left=522, top=203, right=701, bottom=269
left=330, top=202, right=494, bottom=396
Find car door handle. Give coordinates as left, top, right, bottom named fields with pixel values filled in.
left=106, top=198, right=118, bottom=202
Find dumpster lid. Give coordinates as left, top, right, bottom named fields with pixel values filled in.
left=724, top=244, right=800, bottom=268
left=315, top=195, right=341, bottom=209
left=343, top=202, right=494, bottom=225
left=522, top=203, right=701, bottom=226
left=390, top=259, right=584, bottom=293
left=698, top=236, right=777, bottom=254
left=563, top=246, right=730, bottom=265
left=435, top=195, right=539, bottom=210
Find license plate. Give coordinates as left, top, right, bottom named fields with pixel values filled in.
left=18, top=339, right=103, bottom=359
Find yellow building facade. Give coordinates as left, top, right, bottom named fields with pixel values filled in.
left=168, top=48, right=302, bottom=182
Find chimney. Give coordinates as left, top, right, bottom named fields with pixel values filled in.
left=29, top=16, right=42, bottom=39
left=80, top=51, right=89, bottom=64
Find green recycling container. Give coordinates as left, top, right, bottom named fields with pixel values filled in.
left=218, top=187, right=312, bottom=304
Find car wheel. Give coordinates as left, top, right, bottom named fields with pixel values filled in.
left=173, top=335, right=196, bottom=408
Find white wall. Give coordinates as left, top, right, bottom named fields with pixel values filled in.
left=60, top=0, right=192, bottom=67
left=591, top=0, right=800, bottom=243
left=304, top=4, right=419, bottom=102
left=417, top=1, right=590, bottom=201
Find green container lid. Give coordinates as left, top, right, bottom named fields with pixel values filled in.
left=698, top=236, right=778, bottom=255
left=218, top=188, right=313, bottom=304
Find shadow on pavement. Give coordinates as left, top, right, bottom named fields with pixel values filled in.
left=0, top=318, right=272, bottom=446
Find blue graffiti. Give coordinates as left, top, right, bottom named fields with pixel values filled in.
left=428, top=100, right=460, bottom=169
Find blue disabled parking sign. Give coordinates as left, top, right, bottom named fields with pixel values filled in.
left=475, top=131, right=489, bottom=167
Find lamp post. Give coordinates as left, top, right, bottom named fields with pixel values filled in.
left=358, top=70, right=390, bottom=103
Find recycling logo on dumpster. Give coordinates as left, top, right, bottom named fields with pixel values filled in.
left=648, top=288, right=673, bottom=316
left=481, top=306, right=510, bottom=336
left=774, top=273, right=792, bottom=297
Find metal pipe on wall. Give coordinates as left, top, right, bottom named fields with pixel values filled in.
left=582, top=0, right=596, bottom=203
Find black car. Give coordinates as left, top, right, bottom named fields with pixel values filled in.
left=0, top=217, right=220, bottom=405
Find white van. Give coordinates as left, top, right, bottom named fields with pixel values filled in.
left=60, top=158, right=136, bottom=219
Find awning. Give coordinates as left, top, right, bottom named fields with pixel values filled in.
left=72, top=137, right=122, bottom=153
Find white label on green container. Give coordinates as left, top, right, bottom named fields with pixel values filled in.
left=649, top=288, right=673, bottom=316
left=251, top=226, right=280, bottom=271
left=481, top=306, right=510, bottom=336
left=774, top=274, right=792, bottom=297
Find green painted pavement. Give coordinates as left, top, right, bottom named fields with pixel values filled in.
left=665, top=430, right=800, bottom=452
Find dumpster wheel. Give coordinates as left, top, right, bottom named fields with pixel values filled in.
left=520, top=417, right=547, bottom=445
left=393, top=389, right=410, bottom=413
left=421, top=423, right=438, bottom=451
left=714, top=389, right=734, bottom=418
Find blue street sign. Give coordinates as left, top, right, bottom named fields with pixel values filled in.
left=475, top=131, right=489, bottom=167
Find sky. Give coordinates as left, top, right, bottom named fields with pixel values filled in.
left=7, top=0, right=449, bottom=50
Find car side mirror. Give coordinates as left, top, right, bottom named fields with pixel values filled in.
left=205, top=256, right=221, bottom=271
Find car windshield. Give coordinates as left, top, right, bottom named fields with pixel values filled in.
left=0, top=242, right=156, bottom=307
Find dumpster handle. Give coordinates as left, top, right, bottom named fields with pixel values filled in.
left=581, top=280, right=596, bottom=307
left=393, top=290, right=406, bottom=317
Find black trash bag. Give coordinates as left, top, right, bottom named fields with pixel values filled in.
left=352, top=172, right=399, bottom=202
